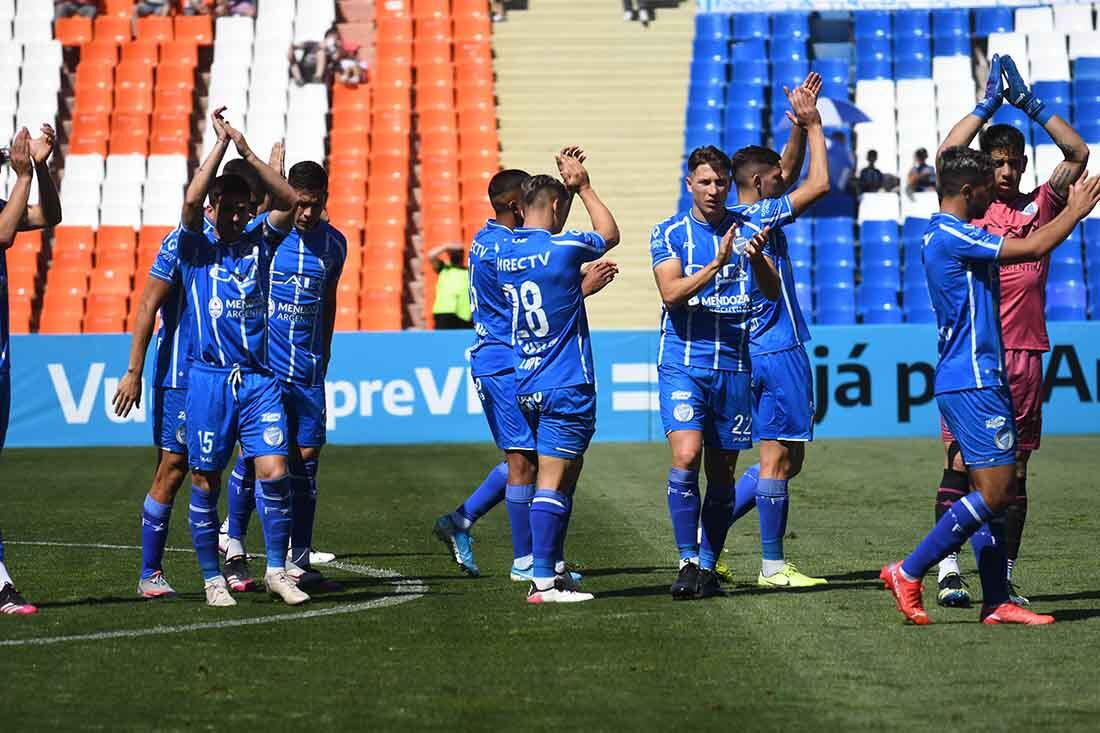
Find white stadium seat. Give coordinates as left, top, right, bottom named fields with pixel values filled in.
left=1015, top=6, right=1054, bottom=34
left=987, top=33, right=1029, bottom=78
left=858, top=192, right=901, bottom=223
left=1054, top=4, right=1094, bottom=32
left=12, top=14, right=49, bottom=42
left=1068, top=31, right=1100, bottom=60
left=901, top=191, right=939, bottom=220
left=98, top=202, right=142, bottom=229
left=146, top=155, right=188, bottom=185
left=106, top=154, right=147, bottom=182
left=1033, top=144, right=1064, bottom=185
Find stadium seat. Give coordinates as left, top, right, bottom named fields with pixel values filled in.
left=817, top=284, right=856, bottom=324
left=894, top=9, right=930, bottom=38
left=933, top=35, right=970, bottom=58
left=772, top=12, right=809, bottom=40
left=859, top=286, right=903, bottom=323
left=94, top=15, right=131, bottom=43
left=732, top=12, right=768, bottom=41
left=855, top=11, right=891, bottom=40
left=1047, top=281, right=1087, bottom=320
left=55, top=16, right=93, bottom=46
left=174, top=16, right=213, bottom=45
left=974, top=7, right=1013, bottom=37
left=812, top=59, right=849, bottom=99
left=730, top=60, right=767, bottom=88
left=695, top=12, right=730, bottom=42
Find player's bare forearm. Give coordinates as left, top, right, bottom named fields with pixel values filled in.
left=127, top=277, right=172, bottom=373
left=0, top=174, right=32, bottom=249
left=21, top=161, right=62, bottom=229
left=1043, top=115, right=1089, bottom=197
left=183, top=138, right=230, bottom=231
left=780, top=124, right=807, bottom=189
left=751, top=254, right=781, bottom=301
left=654, top=259, right=719, bottom=309
left=577, top=186, right=620, bottom=250
left=242, top=147, right=297, bottom=212
left=1001, top=208, right=1082, bottom=260
left=788, top=123, right=829, bottom=216
left=322, top=283, right=338, bottom=372
left=937, top=114, right=984, bottom=163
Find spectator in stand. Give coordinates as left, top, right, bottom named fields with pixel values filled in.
left=136, top=0, right=171, bottom=16
left=491, top=1, right=507, bottom=23
left=336, top=40, right=365, bottom=86
left=827, top=130, right=856, bottom=194
left=219, top=0, right=256, bottom=17
left=289, top=27, right=345, bottom=87
left=180, top=0, right=215, bottom=14
left=54, top=0, right=97, bottom=18
left=857, top=150, right=900, bottom=194
left=623, top=0, right=654, bottom=26
left=907, top=147, right=936, bottom=194
left=429, top=245, right=473, bottom=330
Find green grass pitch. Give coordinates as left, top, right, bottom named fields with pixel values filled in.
left=1, top=438, right=1099, bottom=730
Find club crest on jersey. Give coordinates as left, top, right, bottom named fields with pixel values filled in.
left=175, top=424, right=186, bottom=446
left=985, top=416, right=1007, bottom=430
left=674, top=403, right=694, bottom=422
left=208, top=296, right=224, bottom=320
left=1022, top=201, right=1039, bottom=216
left=994, top=427, right=1015, bottom=451
left=268, top=299, right=276, bottom=317
left=263, top=425, right=284, bottom=447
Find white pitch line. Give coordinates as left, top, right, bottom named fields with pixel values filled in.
left=0, top=543, right=428, bottom=648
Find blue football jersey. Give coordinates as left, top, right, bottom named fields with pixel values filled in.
left=0, top=202, right=8, bottom=375
left=650, top=209, right=752, bottom=372
left=469, top=219, right=517, bottom=378
left=922, top=212, right=1006, bottom=394
left=727, top=196, right=811, bottom=356
left=177, top=219, right=288, bottom=371
left=266, top=221, right=346, bottom=385
left=497, top=227, right=606, bottom=395
left=149, top=218, right=217, bottom=389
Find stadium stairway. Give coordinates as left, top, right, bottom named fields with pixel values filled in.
left=492, top=1, right=694, bottom=329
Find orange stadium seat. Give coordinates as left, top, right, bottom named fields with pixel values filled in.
left=330, top=179, right=367, bottom=206
left=455, top=40, right=492, bottom=68
left=117, top=62, right=153, bottom=94
left=104, top=0, right=137, bottom=17
left=454, top=15, right=492, bottom=44
left=154, top=88, right=193, bottom=115
left=374, top=107, right=412, bottom=133
left=412, top=0, right=449, bottom=20
left=115, top=91, right=154, bottom=115
left=68, top=133, right=108, bottom=156
left=414, top=40, right=452, bottom=67
left=420, top=130, right=458, bottom=160
left=55, top=16, right=94, bottom=46
left=109, top=129, right=149, bottom=155
left=156, top=64, right=197, bottom=92
left=12, top=230, right=43, bottom=255
left=70, top=113, right=110, bottom=154
left=152, top=109, right=188, bottom=136
left=418, top=108, right=457, bottom=135
left=332, top=83, right=371, bottom=113
left=122, top=40, right=159, bottom=68
left=111, top=111, right=151, bottom=137
left=96, top=249, right=137, bottom=275
left=74, top=88, right=115, bottom=116
left=161, top=40, right=199, bottom=69
left=415, top=84, right=454, bottom=112
left=333, top=107, right=371, bottom=134
left=371, top=87, right=411, bottom=114
left=150, top=128, right=189, bottom=156
left=76, top=63, right=114, bottom=92
left=329, top=153, right=369, bottom=182
left=333, top=302, right=359, bottom=332
left=81, top=40, right=120, bottom=66
left=375, top=40, right=412, bottom=68
left=50, top=250, right=95, bottom=277
left=374, top=63, right=413, bottom=90
left=94, top=15, right=132, bottom=43
left=89, top=268, right=133, bottom=297
left=97, top=226, right=137, bottom=256
left=83, top=314, right=127, bottom=334
left=53, top=227, right=97, bottom=255
left=415, top=18, right=453, bottom=44
left=370, top=130, right=411, bottom=160
left=331, top=129, right=371, bottom=159
left=84, top=293, right=130, bottom=332
left=39, top=309, right=84, bottom=335
left=415, top=61, right=454, bottom=91
left=327, top=202, right=367, bottom=231
left=458, top=107, right=496, bottom=135
left=174, top=15, right=213, bottom=45
left=359, top=289, right=403, bottom=330
left=136, top=15, right=174, bottom=43
left=8, top=303, right=32, bottom=334
left=453, top=0, right=491, bottom=15
left=376, top=17, right=413, bottom=44
left=456, top=62, right=493, bottom=89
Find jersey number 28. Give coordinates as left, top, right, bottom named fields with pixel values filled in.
left=503, top=281, right=549, bottom=338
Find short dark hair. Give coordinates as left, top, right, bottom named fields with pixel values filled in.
left=979, top=123, right=1027, bottom=157
left=521, top=174, right=568, bottom=208
left=915, top=147, right=928, bottom=161
left=288, top=161, right=328, bottom=193
left=730, top=145, right=781, bottom=186
left=208, top=173, right=251, bottom=206
left=687, top=145, right=731, bottom=177
left=222, top=159, right=261, bottom=198
left=867, top=149, right=878, bottom=161
left=488, top=169, right=530, bottom=212
left=937, top=146, right=995, bottom=198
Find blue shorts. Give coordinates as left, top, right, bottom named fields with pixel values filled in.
left=751, top=345, right=814, bottom=442
left=280, top=382, right=326, bottom=448
left=475, top=371, right=535, bottom=452
left=186, top=365, right=288, bottom=472
left=152, top=387, right=188, bottom=454
left=518, top=385, right=597, bottom=459
left=937, top=387, right=1017, bottom=469
left=658, top=364, right=753, bottom=451
left=0, top=370, right=9, bottom=454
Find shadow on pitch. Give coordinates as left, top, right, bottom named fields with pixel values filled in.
left=1050, top=607, right=1100, bottom=622
left=35, top=594, right=200, bottom=609
left=335, top=552, right=440, bottom=560
left=1028, top=589, right=1100, bottom=603
left=571, top=566, right=663, bottom=578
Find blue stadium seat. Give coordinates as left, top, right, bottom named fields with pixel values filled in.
left=902, top=216, right=929, bottom=243
left=690, top=61, right=727, bottom=88
left=726, top=83, right=765, bottom=111
left=902, top=283, right=935, bottom=322
left=773, top=59, right=810, bottom=91
left=1078, top=121, right=1100, bottom=145
left=932, top=9, right=970, bottom=39
left=817, top=263, right=856, bottom=289
left=790, top=241, right=812, bottom=269
left=685, top=125, right=722, bottom=151
left=815, top=192, right=857, bottom=218
left=1073, top=78, right=1100, bottom=108
left=854, top=10, right=892, bottom=40
left=813, top=58, right=849, bottom=99
left=686, top=105, right=723, bottom=129
left=992, top=105, right=1032, bottom=145
left=695, top=12, right=731, bottom=42
left=725, top=105, right=761, bottom=133
left=815, top=216, right=855, bottom=246
left=794, top=281, right=813, bottom=313
left=693, top=41, right=729, bottom=66
left=786, top=218, right=812, bottom=248
left=860, top=220, right=899, bottom=248
left=862, top=239, right=899, bottom=265
left=817, top=286, right=857, bottom=324
left=974, top=7, right=1012, bottom=37
left=1050, top=258, right=1085, bottom=285
left=1075, top=100, right=1100, bottom=127
left=893, top=9, right=930, bottom=38
left=732, top=12, right=769, bottom=41
left=862, top=262, right=901, bottom=290
left=933, top=34, right=970, bottom=58
left=904, top=305, right=936, bottom=324
left=894, top=36, right=931, bottom=79
left=771, top=37, right=808, bottom=63
left=731, top=60, right=768, bottom=87
left=724, top=128, right=761, bottom=153
left=860, top=286, right=903, bottom=323
left=857, top=56, right=892, bottom=82
left=1035, top=80, right=1071, bottom=108
left=731, top=38, right=767, bottom=62
left=1075, top=58, right=1100, bottom=82
left=688, top=85, right=725, bottom=112
left=1047, top=281, right=1088, bottom=320
left=773, top=12, right=810, bottom=40
left=856, top=36, right=891, bottom=62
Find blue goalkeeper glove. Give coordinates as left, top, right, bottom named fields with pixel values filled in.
left=973, top=53, right=1005, bottom=121
left=1001, top=54, right=1052, bottom=125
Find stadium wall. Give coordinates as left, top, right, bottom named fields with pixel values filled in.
left=6, top=324, right=1099, bottom=448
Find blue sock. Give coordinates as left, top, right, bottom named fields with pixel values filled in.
left=731, top=464, right=760, bottom=525
left=290, top=458, right=318, bottom=569
left=667, top=467, right=701, bottom=562
left=902, top=492, right=995, bottom=579
left=188, top=486, right=221, bottom=582
left=256, top=475, right=293, bottom=573
left=699, top=483, right=734, bottom=571
left=457, top=462, right=508, bottom=525
left=756, top=478, right=789, bottom=563
left=140, top=494, right=173, bottom=580
left=971, top=516, right=1010, bottom=606
left=554, top=493, right=574, bottom=566
left=227, top=456, right=255, bottom=541
left=505, top=483, right=535, bottom=561
left=530, top=489, right=569, bottom=586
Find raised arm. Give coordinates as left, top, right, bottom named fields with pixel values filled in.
left=787, top=88, right=829, bottom=217
left=112, top=276, right=174, bottom=418
left=938, top=55, right=1004, bottom=160
left=255, top=140, right=286, bottom=216
left=0, top=128, right=33, bottom=250
left=557, top=152, right=620, bottom=249
left=1000, top=175, right=1100, bottom=260
left=219, top=111, right=299, bottom=231
left=20, top=124, right=62, bottom=229
left=183, top=107, right=232, bottom=231
left=779, top=72, right=822, bottom=188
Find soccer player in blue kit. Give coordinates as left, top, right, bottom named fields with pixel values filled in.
left=881, top=147, right=1100, bottom=626
left=650, top=143, right=780, bottom=600
left=496, top=155, right=619, bottom=604
left=220, top=160, right=346, bottom=593
left=433, top=162, right=617, bottom=580
left=172, top=107, right=307, bottom=607
left=0, top=124, right=62, bottom=616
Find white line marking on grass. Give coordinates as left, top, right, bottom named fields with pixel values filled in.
left=0, top=543, right=427, bottom=648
